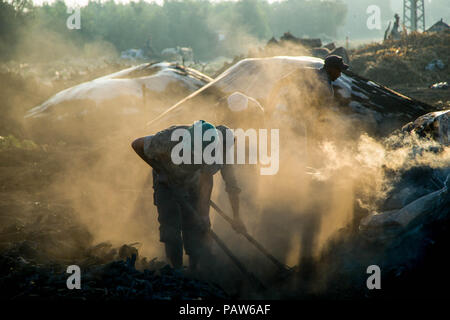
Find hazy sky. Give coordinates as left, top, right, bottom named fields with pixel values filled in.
left=30, top=0, right=275, bottom=6
left=32, top=0, right=162, bottom=6
left=30, top=0, right=444, bottom=13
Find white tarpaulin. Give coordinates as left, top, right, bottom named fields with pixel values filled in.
left=26, top=62, right=212, bottom=120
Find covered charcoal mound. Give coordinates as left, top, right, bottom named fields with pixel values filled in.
left=24, top=63, right=212, bottom=142
left=148, top=56, right=435, bottom=136
left=402, top=110, right=450, bottom=146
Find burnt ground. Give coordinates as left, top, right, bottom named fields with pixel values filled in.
left=1, top=45, right=449, bottom=300
left=0, top=64, right=233, bottom=300
left=2, top=142, right=450, bottom=301
left=391, top=84, right=450, bottom=111
left=0, top=145, right=232, bottom=300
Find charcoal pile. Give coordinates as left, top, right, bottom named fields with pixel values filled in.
left=295, top=121, right=450, bottom=299
left=0, top=243, right=228, bottom=300
left=0, top=144, right=228, bottom=300
left=312, top=167, right=450, bottom=300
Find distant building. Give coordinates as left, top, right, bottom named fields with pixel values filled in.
left=427, top=19, right=450, bottom=33
left=120, top=49, right=146, bottom=61
left=279, top=32, right=322, bottom=48
left=267, top=37, right=279, bottom=46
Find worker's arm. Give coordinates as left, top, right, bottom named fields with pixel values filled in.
left=131, top=137, right=153, bottom=166
left=131, top=135, right=168, bottom=175
left=220, top=164, right=246, bottom=234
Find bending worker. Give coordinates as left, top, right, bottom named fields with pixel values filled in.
left=131, top=120, right=246, bottom=272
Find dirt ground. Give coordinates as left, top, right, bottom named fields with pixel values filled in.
left=1, top=31, right=449, bottom=298
left=348, top=30, right=449, bottom=111
left=391, top=84, right=449, bottom=110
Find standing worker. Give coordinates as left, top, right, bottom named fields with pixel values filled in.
left=316, top=54, right=349, bottom=98
left=268, top=54, right=348, bottom=113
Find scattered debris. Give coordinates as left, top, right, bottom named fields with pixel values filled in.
left=430, top=81, right=448, bottom=90
left=425, top=59, right=445, bottom=71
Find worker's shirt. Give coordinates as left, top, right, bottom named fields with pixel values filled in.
left=315, top=68, right=334, bottom=98
left=143, top=125, right=241, bottom=195
left=311, top=68, right=337, bottom=119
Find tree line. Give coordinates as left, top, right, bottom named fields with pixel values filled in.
left=0, top=0, right=348, bottom=61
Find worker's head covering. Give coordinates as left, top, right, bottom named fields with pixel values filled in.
left=227, top=92, right=249, bottom=112
left=324, top=55, right=349, bottom=71
left=187, top=120, right=220, bottom=157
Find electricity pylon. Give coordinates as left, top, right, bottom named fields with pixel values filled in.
left=403, top=0, right=426, bottom=32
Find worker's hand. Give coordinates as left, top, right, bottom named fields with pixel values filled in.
left=231, top=217, right=247, bottom=234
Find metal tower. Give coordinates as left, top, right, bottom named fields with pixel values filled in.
left=403, top=0, right=426, bottom=32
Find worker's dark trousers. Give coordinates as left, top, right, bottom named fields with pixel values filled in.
left=153, top=173, right=214, bottom=270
